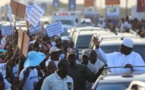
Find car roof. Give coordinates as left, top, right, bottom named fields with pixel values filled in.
left=78, top=30, right=112, bottom=36
left=74, top=27, right=103, bottom=31
left=99, top=71, right=145, bottom=83
left=100, top=38, right=145, bottom=46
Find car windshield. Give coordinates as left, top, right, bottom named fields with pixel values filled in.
left=101, top=45, right=145, bottom=62
left=96, top=83, right=129, bottom=90
left=85, top=22, right=92, bottom=26
left=61, top=28, right=69, bottom=36
left=76, top=35, right=92, bottom=48
left=57, top=20, right=73, bottom=26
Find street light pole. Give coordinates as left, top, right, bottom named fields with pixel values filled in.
left=126, top=0, right=128, bottom=17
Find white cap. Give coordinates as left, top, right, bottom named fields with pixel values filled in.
left=49, top=47, right=61, bottom=54
left=122, top=38, right=133, bottom=48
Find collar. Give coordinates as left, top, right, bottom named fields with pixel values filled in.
left=55, top=71, right=67, bottom=80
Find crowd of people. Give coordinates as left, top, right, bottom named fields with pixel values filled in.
left=0, top=16, right=145, bottom=90
left=97, top=16, right=145, bottom=37
left=0, top=31, right=106, bottom=90
left=0, top=29, right=145, bottom=90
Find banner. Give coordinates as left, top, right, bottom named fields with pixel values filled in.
left=53, top=0, right=59, bottom=7
left=137, top=0, right=145, bottom=12
left=105, top=0, right=120, bottom=5
left=1, top=25, right=13, bottom=36
left=84, top=0, right=95, bottom=7
left=29, top=22, right=41, bottom=35
left=46, top=22, right=64, bottom=37
left=106, top=6, right=120, bottom=25
left=68, top=0, right=76, bottom=10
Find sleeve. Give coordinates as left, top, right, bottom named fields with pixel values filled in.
left=95, top=48, right=117, bottom=66
left=95, top=48, right=107, bottom=63
left=84, top=65, right=96, bottom=82
left=4, top=79, right=11, bottom=89
left=19, top=69, right=25, bottom=81
left=41, top=77, right=51, bottom=90
left=134, top=54, right=145, bottom=71
left=72, top=79, right=74, bottom=90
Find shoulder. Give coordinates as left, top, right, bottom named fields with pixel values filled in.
left=76, top=64, right=87, bottom=68
left=66, top=75, right=73, bottom=82
left=131, top=51, right=141, bottom=57
left=43, top=73, right=55, bottom=82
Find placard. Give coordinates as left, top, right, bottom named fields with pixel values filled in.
left=10, top=0, right=26, bottom=18
left=84, top=0, right=95, bottom=7
left=45, top=22, right=64, bottom=37
left=22, top=33, right=30, bottom=57
left=0, top=63, right=6, bottom=78
left=137, top=0, right=145, bottom=12
left=27, top=4, right=45, bottom=27
left=18, top=29, right=23, bottom=50
left=105, top=0, right=120, bottom=5
left=29, top=22, right=41, bottom=35
left=8, top=6, right=13, bottom=23
left=18, top=29, right=30, bottom=57
left=1, top=25, right=13, bottom=36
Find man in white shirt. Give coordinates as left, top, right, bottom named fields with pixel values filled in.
left=41, top=60, right=74, bottom=90
left=45, top=46, right=61, bottom=67
left=18, top=51, right=46, bottom=90
left=87, top=50, right=104, bottom=73
left=93, top=37, right=145, bottom=72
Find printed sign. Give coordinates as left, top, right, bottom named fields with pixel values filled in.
left=53, top=0, right=59, bottom=7
left=137, top=0, right=145, bottom=12
left=105, top=0, right=120, bottom=5
left=0, top=63, right=6, bottom=78
left=1, top=25, right=13, bottom=36
left=26, top=6, right=32, bottom=18
left=29, top=22, right=41, bottom=35
left=8, top=6, right=13, bottom=23
left=27, top=4, right=45, bottom=27
left=46, top=22, right=64, bottom=37
left=106, top=6, right=120, bottom=25
left=68, top=0, right=76, bottom=10
left=84, top=0, right=95, bottom=7
left=10, top=0, right=26, bottom=18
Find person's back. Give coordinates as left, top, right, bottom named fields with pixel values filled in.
left=68, top=64, right=95, bottom=90
left=67, top=48, right=104, bottom=90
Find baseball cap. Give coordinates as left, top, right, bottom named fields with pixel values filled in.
left=122, top=38, right=133, bottom=48
left=82, top=49, right=90, bottom=57
left=49, top=47, right=61, bottom=54
left=54, top=35, right=61, bottom=40
left=67, top=48, right=77, bottom=56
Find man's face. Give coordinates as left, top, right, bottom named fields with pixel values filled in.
left=67, top=54, right=76, bottom=65
left=120, top=44, right=132, bottom=55
left=82, top=55, right=89, bottom=65
left=90, top=51, right=97, bottom=64
left=61, top=63, right=70, bottom=78
left=51, top=51, right=60, bottom=60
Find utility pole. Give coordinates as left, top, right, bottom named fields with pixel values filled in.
left=126, top=0, right=128, bottom=17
